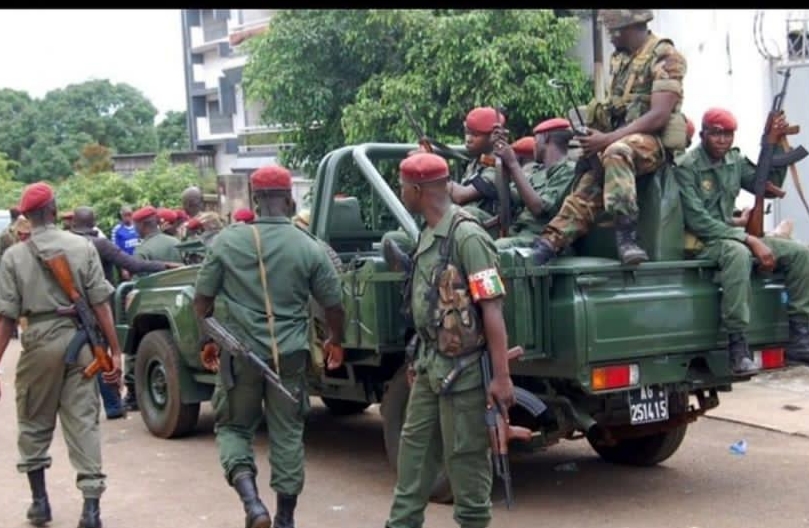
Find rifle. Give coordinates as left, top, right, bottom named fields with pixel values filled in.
left=34, top=251, right=114, bottom=379
left=402, top=103, right=470, bottom=163
left=200, top=317, right=299, bottom=406
left=745, top=68, right=809, bottom=237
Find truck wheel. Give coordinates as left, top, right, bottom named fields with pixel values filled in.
left=135, top=329, right=200, bottom=439
left=320, top=397, right=371, bottom=416
left=588, top=423, right=688, bottom=467
left=381, top=367, right=454, bottom=504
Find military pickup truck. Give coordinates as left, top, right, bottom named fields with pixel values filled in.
left=115, top=143, right=788, bottom=502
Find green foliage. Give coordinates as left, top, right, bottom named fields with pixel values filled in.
left=243, top=9, right=591, bottom=180
left=156, top=110, right=191, bottom=151
left=74, top=143, right=114, bottom=175
left=0, top=152, right=24, bottom=209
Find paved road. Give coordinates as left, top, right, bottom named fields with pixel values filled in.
left=1, top=342, right=808, bottom=528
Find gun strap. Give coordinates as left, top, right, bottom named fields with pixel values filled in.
left=780, top=138, right=809, bottom=218
left=250, top=225, right=282, bottom=376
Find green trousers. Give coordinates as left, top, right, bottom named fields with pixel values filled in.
left=386, top=370, right=492, bottom=528
left=212, top=349, right=310, bottom=495
left=698, top=236, right=809, bottom=332
left=16, top=328, right=105, bottom=498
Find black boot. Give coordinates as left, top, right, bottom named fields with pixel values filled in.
left=532, top=237, right=557, bottom=265
left=614, top=215, right=649, bottom=265
left=76, top=498, right=101, bottom=528
left=273, top=493, right=298, bottom=528
left=382, top=239, right=412, bottom=273
left=26, top=468, right=52, bottom=527
left=233, top=473, right=272, bottom=528
left=786, top=316, right=809, bottom=365
left=123, top=384, right=138, bottom=412
left=728, top=332, right=760, bottom=376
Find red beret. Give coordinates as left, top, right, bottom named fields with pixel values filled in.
left=399, top=153, right=450, bottom=184
left=512, top=137, right=536, bottom=158
left=132, top=205, right=157, bottom=222
left=233, top=208, right=255, bottom=223
left=157, top=207, right=178, bottom=223
left=464, top=107, right=507, bottom=135
left=18, top=182, right=55, bottom=214
left=533, top=117, right=571, bottom=135
left=685, top=117, right=695, bottom=140
left=702, top=108, right=737, bottom=132
left=174, top=209, right=189, bottom=222
left=186, top=217, right=202, bottom=230
left=250, top=165, right=292, bottom=191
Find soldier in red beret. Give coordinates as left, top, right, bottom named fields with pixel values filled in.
left=511, top=136, right=536, bottom=165
left=675, top=107, right=809, bottom=374
left=133, top=206, right=182, bottom=265
left=156, top=207, right=179, bottom=236
left=194, top=164, right=346, bottom=528
left=0, top=182, right=123, bottom=527
left=382, top=152, right=515, bottom=528
left=232, top=208, right=255, bottom=224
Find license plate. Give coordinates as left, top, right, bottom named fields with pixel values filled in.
left=628, top=385, right=669, bottom=425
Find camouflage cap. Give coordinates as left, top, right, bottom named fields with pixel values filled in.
left=598, top=9, right=653, bottom=30
left=198, top=211, right=224, bottom=232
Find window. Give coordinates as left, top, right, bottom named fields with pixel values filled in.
left=207, top=100, right=233, bottom=134
left=201, top=10, right=228, bottom=42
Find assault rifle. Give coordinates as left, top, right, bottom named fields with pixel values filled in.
left=200, top=317, right=299, bottom=406
left=548, top=78, right=605, bottom=181
left=745, top=68, right=809, bottom=237
left=402, top=103, right=470, bottom=163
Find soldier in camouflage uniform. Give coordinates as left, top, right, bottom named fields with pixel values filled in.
left=194, top=165, right=345, bottom=528
left=675, top=108, right=809, bottom=374
left=0, top=182, right=123, bottom=528
left=575, top=9, right=688, bottom=265
left=383, top=152, right=515, bottom=528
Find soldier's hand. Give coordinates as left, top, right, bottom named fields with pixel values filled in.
left=163, top=261, right=183, bottom=269
left=733, top=207, right=752, bottom=227
left=103, top=353, right=123, bottom=386
left=493, top=137, right=518, bottom=167
left=767, top=111, right=790, bottom=143
left=487, top=374, right=516, bottom=419
left=324, top=339, right=344, bottom=370
left=578, top=129, right=614, bottom=157
left=746, top=235, right=776, bottom=272
left=200, top=342, right=220, bottom=372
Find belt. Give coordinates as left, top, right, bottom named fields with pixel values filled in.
left=25, top=312, right=65, bottom=325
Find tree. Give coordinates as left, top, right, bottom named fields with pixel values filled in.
left=243, top=9, right=591, bottom=176
left=0, top=152, right=24, bottom=209
left=74, top=143, right=114, bottom=175
left=156, top=111, right=191, bottom=151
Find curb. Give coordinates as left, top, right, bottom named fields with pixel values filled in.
left=704, top=414, right=809, bottom=439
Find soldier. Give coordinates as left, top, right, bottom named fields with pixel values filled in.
left=174, top=208, right=190, bottom=240
left=133, top=206, right=183, bottom=264
left=495, top=118, right=580, bottom=250
left=198, top=211, right=226, bottom=246
left=233, top=208, right=256, bottom=224
left=181, top=185, right=204, bottom=220
left=511, top=136, right=537, bottom=168
left=674, top=107, right=809, bottom=374
left=574, top=9, right=688, bottom=265
left=0, top=206, right=22, bottom=257
left=193, top=165, right=346, bottom=528
left=157, top=207, right=179, bottom=237
left=382, top=152, right=515, bottom=528
left=0, top=182, right=122, bottom=528
left=60, top=210, right=75, bottom=230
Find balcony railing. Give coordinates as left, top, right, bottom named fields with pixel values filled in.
left=786, top=17, right=809, bottom=62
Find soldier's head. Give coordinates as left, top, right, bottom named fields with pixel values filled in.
left=700, top=108, right=737, bottom=161
left=157, top=207, right=178, bottom=235
left=17, top=182, right=57, bottom=227
left=398, top=153, right=451, bottom=215
left=599, top=9, right=653, bottom=52
left=71, top=206, right=97, bottom=234
left=60, top=211, right=75, bottom=230
left=464, top=107, right=506, bottom=157
left=533, top=118, right=573, bottom=163
left=132, top=206, right=159, bottom=238
left=181, top=186, right=203, bottom=218
left=120, top=205, right=134, bottom=226
left=511, top=137, right=536, bottom=165
left=9, top=207, right=21, bottom=222
left=250, top=165, right=295, bottom=218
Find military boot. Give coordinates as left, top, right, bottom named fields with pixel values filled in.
left=123, top=384, right=138, bottom=412
left=26, top=468, right=52, bottom=527
left=614, top=215, right=649, bottom=265
left=273, top=493, right=298, bottom=528
left=77, top=498, right=101, bottom=528
left=382, top=239, right=412, bottom=273
left=728, top=332, right=760, bottom=376
left=233, top=473, right=272, bottom=528
left=532, top=237, right=557, bottom=265
left=786, top=315, right=809, bottom=365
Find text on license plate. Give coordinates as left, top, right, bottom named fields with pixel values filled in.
left=628, top=385, right=669, bottom=425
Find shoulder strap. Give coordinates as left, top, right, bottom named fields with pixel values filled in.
left=437, top=210, right=479, bottom=278
left=622, top=35, right=662, bottom=103
left=250, top=225, right=282, bottom=375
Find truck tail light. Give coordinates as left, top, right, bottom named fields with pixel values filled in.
left=754, top=348, right=785, bottom=370
left=591, top=364, right=640, bottom=391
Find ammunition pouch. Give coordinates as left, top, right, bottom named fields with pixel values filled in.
left=585, top=99, right=614, bottom=133
left=683, top=230, right=705, bottom=256
left=660, top=112, right=688, bottom=152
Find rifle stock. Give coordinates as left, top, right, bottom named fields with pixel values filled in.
left=43, top=253, right=113, bottom=378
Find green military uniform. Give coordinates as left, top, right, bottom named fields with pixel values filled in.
left=386, top=205, right=504, bottom=528
left=496, top=159, right=578, bottom=249
left=134, top=230, right=182, bottom=264
left=195, top=216, right=342, bottom=495
left=459, top=159, right=499, bottom=220
left=0, top=225, right=114, bottom=498
left=675, top=145, right=809, bottom=332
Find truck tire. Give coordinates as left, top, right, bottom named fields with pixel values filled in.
left=320, top=397, right=371, bottom=416
left=588, top=423, right=688, bottom=467
left=135, top=329, right=200, bottom=439
left=381, top=367, right=454, bottom=504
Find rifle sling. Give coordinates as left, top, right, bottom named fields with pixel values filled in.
left=250, top=225, right=282, bottom=376
left=780, top=138, right=809, bottom=219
